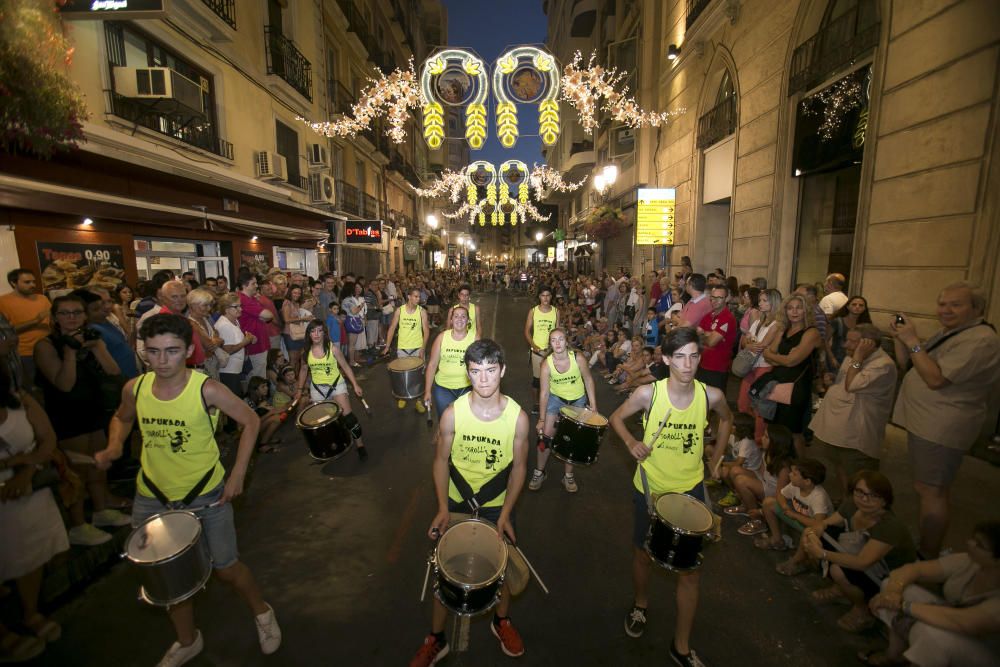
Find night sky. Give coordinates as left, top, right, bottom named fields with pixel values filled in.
left=440, top=0, right=548, bottom=169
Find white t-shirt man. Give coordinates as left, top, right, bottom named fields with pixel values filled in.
left=819, top=291, right=848, bottom=316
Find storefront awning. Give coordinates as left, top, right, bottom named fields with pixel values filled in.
left=0, top=174, right=330, bottom=241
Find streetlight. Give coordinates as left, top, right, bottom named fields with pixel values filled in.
left=535, top=231, right=544, bottom=242
left=426, top=214, right=438, bottom=229
left=594, top=164, right=618, bottom=198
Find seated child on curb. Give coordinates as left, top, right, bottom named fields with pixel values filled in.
left=710, top=413, right=761, bottom=506
left=273, top=365, right=297, bottom=411
left=245, top=376, right=285, bottom=453
left=758, top=458, right=833, bottom=553
left=725, top=423, right=795, bottom=537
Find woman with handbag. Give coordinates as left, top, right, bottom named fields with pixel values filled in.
left=763, top=293, right=822, bottom=457
left=281, top=285, right=312, bottom=375
left=0, top=367, right=69, bottom=662
left=187, top=289, right=224, bottom=380
left=736, top=289, right=783, bottom=441
left=340, top=282, right=367, bottom=368
left=34, top=294, right=129, bottom=546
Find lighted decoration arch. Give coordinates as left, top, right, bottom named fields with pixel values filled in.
left=465, top=161, right=497, bottom=225
left=492, top=46, right=561, bottom=148
left=421, top=49, right=489, bottom=150
left=498, top=160, right=529, bottom=225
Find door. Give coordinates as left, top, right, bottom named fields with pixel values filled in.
left=182, top=257, right=230, bottom=284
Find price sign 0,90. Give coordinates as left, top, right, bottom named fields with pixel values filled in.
left=635, top=188, right=676, bottom=246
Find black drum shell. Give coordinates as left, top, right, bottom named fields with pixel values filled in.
left=296, top=402, right=352, bottom=461
left=551, top=413, right=606, bottom=465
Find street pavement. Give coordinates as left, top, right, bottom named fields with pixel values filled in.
left=28, top=290, right=1000, bottom=666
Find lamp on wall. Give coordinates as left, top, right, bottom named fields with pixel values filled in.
left=667, top=44, right=681, bottom=61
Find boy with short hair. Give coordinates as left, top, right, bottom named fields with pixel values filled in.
left=763, top=458, right=834, bottom=562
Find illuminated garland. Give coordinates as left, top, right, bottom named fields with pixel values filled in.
left=560, top=52, right=685, bottom=134
left=529, top=164, right=588, bottom=199
left=411, top=169, right=467, bottom=200
left=801, top=73, right=865, bottom=141
left=492, top=46, right=561, bottom=148
left=421, top=49, right=489, bottom=150
left=298, top=61, right=421, bottom=144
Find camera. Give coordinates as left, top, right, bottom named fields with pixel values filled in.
left=82, top=327, right=101, bottom=342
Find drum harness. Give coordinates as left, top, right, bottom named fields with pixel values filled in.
left=448, top=460, right=512, bottom=517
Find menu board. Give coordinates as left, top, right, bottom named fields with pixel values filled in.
left=403, top=239, right=421, bottom=261
left=36, top=241, right=125, bottom=297
left=635, top=188, right=676, bottom=245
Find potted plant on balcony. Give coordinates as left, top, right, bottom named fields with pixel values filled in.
left=422, top=235, right=445, bottom=253
left=584, top=205, right=626, bottom=240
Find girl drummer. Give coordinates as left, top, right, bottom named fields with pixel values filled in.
left=295, top=320, right=368, bottom=461
left=422, top=305, right=479, bottom=417
left=530, top=327, right=598, bottom=493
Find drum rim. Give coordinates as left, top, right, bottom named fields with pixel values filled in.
left=126, top=510, right=205, bottom=565
left=557, top=406, right=609, bottom=428
left=137, top=563, right=213, bottom=607
left=434, top=518, right=509, bottom=589
left=296, top=401, right=342, bottom=430
left=388, top=357, right=425, bottom=371
left=432, top=582, right=503, bottom=617
left=651, top=492, right=714, bottom=536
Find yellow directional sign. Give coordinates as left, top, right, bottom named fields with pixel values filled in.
left=635, top=188, right=676, bottom=245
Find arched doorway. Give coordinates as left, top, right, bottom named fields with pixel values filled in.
left=695, top=67, right=738, bottom=275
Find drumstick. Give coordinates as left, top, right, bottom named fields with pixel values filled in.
left=64, top=451, right=96, bottom=465
left=513, top=543, right=549, bottom=595
left=360, top=397, right=372, bottom=418
left=425, top=400, right=433, bottom=427
left=639, top=408, right=672, bottom=514
left=420, top=558, right=432, bottom=602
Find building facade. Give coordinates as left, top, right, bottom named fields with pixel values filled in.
left=0, top=0, right=446, bottom=292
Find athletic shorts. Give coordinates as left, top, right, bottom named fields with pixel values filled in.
left=310, top=378, right=347, bottom=402
left=546, top=393, right=587, bottom=416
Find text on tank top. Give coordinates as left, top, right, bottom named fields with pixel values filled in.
left=449, top=393, right=521, bottom=508
left=634, top=378, right=708, bottom=495
left=308, top=346, right=342, bottom=386
left=531, top=306, right=557, bottom=349
left=546, top=352, right=585, bottom=401
left=435, top=329, right=474, bottom=389
left=398, top=305, right=424, bottom=349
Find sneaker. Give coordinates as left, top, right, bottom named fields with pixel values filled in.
left=490, top=618, right=525, bottom=657
left=397, top=399, right=406, bottom=409
left=156, top=631, right=203, bottom=667
left=68, top=523, right=111, bottom=547
left=409, top=634, right=449, bottom=667
left=716, top=492, right=740, bottom=508
left=92, top=509, right=131, bottom=528
left=415, top=401, right=426, bottom=414
left=670, top=642, right=707, bottom=667
left=254, top=604, right=281, bottom=654
left=561, top=475, right=578, bottom=493
left=623, top=606, right=647, bottom=638
left=528, top=469, right=546, bottom=491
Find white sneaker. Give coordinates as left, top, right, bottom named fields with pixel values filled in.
left=255, top=604, right=281, bottom=654
left=562, top=475, right=578, bottom=493
left=528, top=470, right=546, bottom=491
left=68, top=523, right=111, bottom=547
left=92, top=508, right=131, bottom=528
left=157, top=631, right=203, bottom=667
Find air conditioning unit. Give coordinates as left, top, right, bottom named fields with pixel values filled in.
left=309, top=172, right=336, bottom=205
left=113, top=67, right=205, bottom=116
left=255, top=151, right=287, bottom=180
left=307, top=143, right=330, bottom=169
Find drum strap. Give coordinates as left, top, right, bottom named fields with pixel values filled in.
left=448, top=461, right=513, bottom=514
left=141, top=467, right=216, bottom=509
left=311, top=381, right=336, bottom=399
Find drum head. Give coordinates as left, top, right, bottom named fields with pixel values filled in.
left=126, top=511, right=202, bottom=564
left=654, top=494, right=713, bottom=534
left=558, top=405, right=608, bottom=427
left=297, top=401, right=341, bottom=428
left=388, top=356, right=424, bottom=372
left=437, top=520, right=508, bottom=587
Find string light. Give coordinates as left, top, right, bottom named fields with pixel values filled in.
left=801, top=72, right=865, bottom=141
left=529, top=164, right=588, bottom=198
left=560, top=51, right=686, bottom=134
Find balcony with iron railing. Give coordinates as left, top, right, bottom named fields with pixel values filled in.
left=696, top=95, right=737, bottom=149
left=686, top=0, right=712, bottom=29
left=789, top=2, right=879, bottom=96
left=362, top=192, right=380, bottom=219
left=201, top=0, right=236, bottom=28
left=336, top=180, right=361, bottom=216
left=264, top=26, right=312, bottom=102
left=328, top=80, right=355, bottom=117
left=108, top=93, right=234, bottom=159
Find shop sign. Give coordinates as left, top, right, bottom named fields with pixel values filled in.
left=60, top=0, right=167, bottom=20
left=36, top=241, right=125, bottom=298
left=403, top=239, right=420, bottom=261
left=240, top=250, right=269, bottom=275
left=447, top=243, right=457, bottom=257
left=556, top=241, right=565, bottom=262
left=546, top=247, right=555, bottom=260
left=345, top=220, right=382, bottom=244
left=635, top=188, right=676, bottom=245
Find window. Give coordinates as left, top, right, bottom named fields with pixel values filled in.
left=275, top=120, right=301, bottom=187
left=332, top=143, right=344, bottom=181
left=794, top=165, right=860, bottom=285
left=356, top=159, right=366, bottom=193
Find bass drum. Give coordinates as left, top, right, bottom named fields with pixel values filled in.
left=125, top=510, right=212, bottom=607
left=645, top=493, right=713, bottom=572
left=433, top=518, right=508, bottom=616
left=296, top=401, right=352, bottom=461
left=388, top=356, right=425, bottom=399
left=551, top=405, right=608, bottom=465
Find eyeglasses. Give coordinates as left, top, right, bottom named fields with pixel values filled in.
left=853, top=488, right=882, bottom=501
left=56, top=310, right=85, bottom=316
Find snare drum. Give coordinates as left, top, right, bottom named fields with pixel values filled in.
left=551, top=405, right=608, bottom=465
left=644, top=493, right=713, bottom=572
left=388, top=357, right=425, bottom=399
left=433, top=518, right=508, bottom=616
left=125, top=510, right=212, bottom=607
left=296, top=401, right=352, bottom=461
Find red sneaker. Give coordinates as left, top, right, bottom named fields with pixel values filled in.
left=490, top=618, right=525, bottom=657
left=409, top=634, right=449, bottom=667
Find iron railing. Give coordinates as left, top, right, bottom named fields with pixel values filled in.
left=788, top=2, right=879, bottom=96
left=686, top=0, right=711, bottom=29
left=362, top=192, right=379, bottom=219
left=336, top=180, right=361, bottom=216
left=696, top=95, right=737, bottom=149
left=264, top=26, right=313, bottom=101
left=201, top=0, right=235, bottom=28
left=108, top=93, right=233, bottom=159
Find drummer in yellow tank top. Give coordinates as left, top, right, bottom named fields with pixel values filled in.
left=423, top=304, right=478, bottom=417
left=93, top=313, right=282, bottom=663
left=411, top=338, right=531, bottom=662
left=523, top=285, right=559, bottom=410
left=530, top=328, right=598, bottom=494
left=609, top=327, right=733, bottom=662
left=384, top=287, right=430, bottom=413
left=446, top=284, right=482, bottom=338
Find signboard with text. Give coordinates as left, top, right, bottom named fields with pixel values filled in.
left=403, top=239, right=420, bottom=261
left=556, top=241, right=565, bottom=262
left=240, top=250, right=269, bottom=275
left=36, top=241, right=125, bottom=297
left=636, top=188, right=676, bottom=245
left=344, top=220, right=383, bottom=244
left=60, top=0, right=168, bottom=20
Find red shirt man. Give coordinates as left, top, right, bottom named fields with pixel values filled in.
left=696, top=286, right=738, bottom=391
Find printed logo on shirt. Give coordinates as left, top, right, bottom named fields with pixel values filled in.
left=651, top=421, right=699, bottom=455
left=141, top=416, right=192, bottom=454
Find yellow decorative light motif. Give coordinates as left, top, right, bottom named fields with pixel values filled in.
left=420, top=49, right=489, bottom=151
left=492, top=46, right=561, bottom=148
left=415, top=162, right=555, bottom=227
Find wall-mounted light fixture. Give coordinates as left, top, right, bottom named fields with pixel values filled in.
left=667, top=44, right=681, bottom=61
left=82, top=217, right=94, bottom=226
left=251, top=235, right=258, bottom=242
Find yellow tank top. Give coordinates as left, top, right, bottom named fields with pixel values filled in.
left=633, top=379, right=708, bottom=495
left=453, top=302, right=476, bottom=332
left=135, top=371, right=224, bottom=501
left=307, top=346, right=342, bottom=385
left=448, top=393, right=521, bottom=508
left=546, top=352, right=585, bottom=400
left=531, top=305, right=557, bottom=349
left=435, top=329, right=474, bottom=390
left=398, top=304, right=424, bottom=350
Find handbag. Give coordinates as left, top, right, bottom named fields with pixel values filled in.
left=345, top=314, right=364, bottom=334
left=731, top=347, right=761, bottom=378
left=288, top=321, right=307, bottom=341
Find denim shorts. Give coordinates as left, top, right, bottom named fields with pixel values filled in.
left=546, top=393, right=587, bottom=416
left=132, top=482, right=239, bottom=570
left=632, top=483, right=707, bottom=549
left=310, top=378, right=347, bottom=402
left=431, top=383, right=470, bottom=416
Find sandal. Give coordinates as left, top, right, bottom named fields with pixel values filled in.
left=723, top=505, right=749, bottom=516
left=811, top=586, right=847, bottom=604
left=737, top=519, right=767, bottom=536
left=776, top=559, right=810, bottom=576
left=24, top=615, right=61, bottom=642
left=0, top=632, right=45, bottom=662
left=838, top=608, right=877, bottom=634
left=857, top=649, right=909, bottom=666
left=753, top=534, right=788, bottom=550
